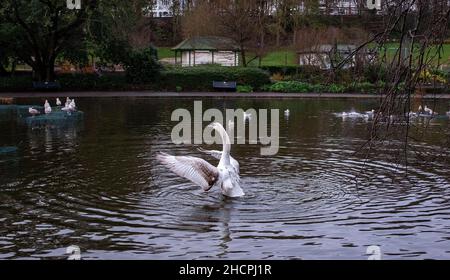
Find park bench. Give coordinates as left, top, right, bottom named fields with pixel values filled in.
left=213, top=81, right=237, bottom=92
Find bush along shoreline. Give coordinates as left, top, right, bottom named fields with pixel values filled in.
left=0, top=65, right=448, bottom=94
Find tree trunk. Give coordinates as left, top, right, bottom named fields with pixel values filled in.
left=240, top=45, right=247, bottom=67
left=293, top=29, right=297, bottom=45
left=33, top=58, right=56, bottom=82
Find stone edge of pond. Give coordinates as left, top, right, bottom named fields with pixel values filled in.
left=1, top=91, right=450, bottom=99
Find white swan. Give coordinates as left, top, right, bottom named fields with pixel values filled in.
left=157, top=122, right=244, bottom=198
left=29, top=107, right=40, bottom=116
left=197, top=147, right=240, bottom=175
left=44, top=100, right=52, bottom=114
left=56, top=98, right=62, bottom=107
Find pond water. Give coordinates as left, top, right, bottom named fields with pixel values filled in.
left=0, top=97, right=449, bottom=260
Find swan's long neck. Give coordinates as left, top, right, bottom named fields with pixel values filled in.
left=215, top=124, right=231, bottom=165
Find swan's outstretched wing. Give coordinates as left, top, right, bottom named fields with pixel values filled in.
left=197, top=147, right=240, bottom=175
left=157, top=152, right=219, bottom=191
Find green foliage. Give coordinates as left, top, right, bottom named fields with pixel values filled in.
left=123, top=47, right=161, bottom=84
left=0, top=76, right=33, bottom=91
left=326, top=84, right=346, bottom=93
left=262, top=81, right=379, bottom=93
left=247, top=51, right=297, bottom=67
left=57, top=74, right=128, bottom=91
left=346, top=82, right=377, bottom=93
left=159, top=66, right=270, bottom=91
left=267, top=81, right=313, bottom=93
left=0, top=0, right=99, bottom=81
left=236, top=85, right=253, bottom=93
left=363, top=64, right=388, bottom=83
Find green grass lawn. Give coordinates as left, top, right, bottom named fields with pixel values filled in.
left=247, top=50, right=297, bottom=67
left=157, top=44, right=450, bottom=67
left=156, top=47, right=174, bottom=59
left=250, top=44, right=450, bottom=67
left=378, top=43, right=450, bottom=65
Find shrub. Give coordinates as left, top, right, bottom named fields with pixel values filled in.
left=236, top=85, right=253, bottom=93
left=418, top=70, right=447, bottom=84
left=123, top=47, right=162, bottom=84
left=311, top=84, right=327, bottom=93
left=326, top=84, right=346, bottom=93
left=363, top=64, right=387, bottom=83
left=354, top=82, right=377, bottom=93
left=268, top=81, right=313, bottom=93
left=260, top=66, right=299, bottom=76
left=0, top=76, right=33, bottom=92
left=159, top=66, right=270, bottom=91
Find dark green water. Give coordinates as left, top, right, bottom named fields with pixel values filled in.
left=0, top=97, right=449, bottom=259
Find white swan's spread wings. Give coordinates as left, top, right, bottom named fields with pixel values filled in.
left=197, top=147, right=240, bottom=175
left=197, top=148, right=222, bottom=160
left=157, top=152, right=219, bottom=191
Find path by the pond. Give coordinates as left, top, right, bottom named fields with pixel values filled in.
left=1, top=91, right=450, bottom=99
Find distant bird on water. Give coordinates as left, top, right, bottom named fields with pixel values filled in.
left=44, top=100, right=52, bottom=114
left=29, top=107, right=40, bottom=116
left=284, top=109, right=290, bottom=118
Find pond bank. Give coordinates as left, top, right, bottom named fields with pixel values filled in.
left=1, top=91, right=450, bottom=99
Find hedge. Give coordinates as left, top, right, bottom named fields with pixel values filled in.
left=158, top=66, right=271, bottom=91
left=0, top=66, right=270, bottom=92
left=264, top=81, right=375, bottom=93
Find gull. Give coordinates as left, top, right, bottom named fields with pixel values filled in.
left=44, top=100, right=52, bottom=114
left=65, top=97, right=72, bottom=108
left=408, top=112, right=418, bottom=118
left=69, top=99, right=77, bottom=110
left=29, top=107, right=40, bottom=116
left=56, top=98, right=62, bottom=107
left=157, top=122, right=244, bottom=198
left=284, top=109, right=290, bottom=118
left=341, top=111, right=364, bottom=118
left=424, top=105, right=437, bottom=115
left=365, top=109, right=375, bottom=116
left=61, top=100, right=76, bottom=115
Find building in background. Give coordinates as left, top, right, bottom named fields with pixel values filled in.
left=172, top=37, right=240, bottom=67
left=149, top=0, right=186, bottom=18
left=297, top=44, right=376, bottom=69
